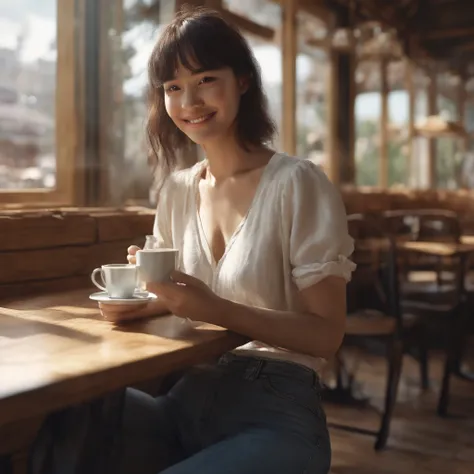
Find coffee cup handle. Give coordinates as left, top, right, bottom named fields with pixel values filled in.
left=91, top=268, right=107, bottom=292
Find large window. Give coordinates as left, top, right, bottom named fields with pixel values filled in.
left=100, top=0, right=283, bottom=206
left=296, top=11, right=329, bottom=171
left=223, top=0, right=283, bottom=150
left=354, top=60, right=381, bottom=187
left=0, top=1, right=56, bottom=190
left=100, top=0, right=176, bottom=205
left=411, top=68, right=430, bottom=188
left=0, top=0, right=77, bottom=206
left=387, top=60, right=408, bottom=187
left=435, top=72, right=462, bottom=189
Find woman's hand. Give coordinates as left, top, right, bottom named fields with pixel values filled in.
left=99, top=301, right=149, bottom=323
left=148, top=271, right=226, bottom=323
left=99, top=298, right=168, bottom=323
left=127, top=245, right=141, bottom=264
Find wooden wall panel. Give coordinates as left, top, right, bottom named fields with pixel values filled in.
left=0, top=208, right=155, bottom=298
left=0, top=214, right=96, bottom=251
left=96, top=213, right=154, bottom=242
left=0, top=276, right=91, bottom=302
left=0, top=247, right=90, bottom=284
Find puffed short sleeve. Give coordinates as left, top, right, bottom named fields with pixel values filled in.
left=282, top=160, right=356, bottom=290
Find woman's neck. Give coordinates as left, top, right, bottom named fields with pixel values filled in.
left=201, top=136, right=273, bottom=183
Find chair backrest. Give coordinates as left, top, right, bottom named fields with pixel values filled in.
left=382, top=209, right=461, bottom=243
left=347, top=214, right=402, bottom=332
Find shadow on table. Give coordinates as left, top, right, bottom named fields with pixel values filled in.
left=0, top=312, right=102, bottom=343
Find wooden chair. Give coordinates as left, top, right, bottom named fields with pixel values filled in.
left=382, top=209, right=461, bottom=292
left=326, top=214, right=405, bottom=450
left=382, top=209, right=468, bottom=400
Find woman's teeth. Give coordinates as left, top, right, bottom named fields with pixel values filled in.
left=187, top=113, right=213, bottom=124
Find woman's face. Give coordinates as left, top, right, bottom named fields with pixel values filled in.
left=163, top=62, right=246, bottom=146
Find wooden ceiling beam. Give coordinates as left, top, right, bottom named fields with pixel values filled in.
left=419, top=26, right=474, bottom=41
left=218, top=8, right=275, bottom=40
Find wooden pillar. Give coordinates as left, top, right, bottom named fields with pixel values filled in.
left=428, top=75, right=437, bottom=188
left=282, top=0, right=297, bottom=154
left=57, top=0, right=80, bottom=206
left=379, top=57, right=389, bottom=188
left=327, top=3, right=355, bottom=185
left=337, top=51, right=355, bottom=184
left=327, top=49, right=354, bottom=185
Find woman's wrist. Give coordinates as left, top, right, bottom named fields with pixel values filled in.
left=141, top=298, right=169, bottom=318
left=206, top=297, right=236, bottom=326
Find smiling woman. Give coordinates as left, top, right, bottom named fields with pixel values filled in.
left=146, top=6, right=275, bottom=177
left=31, top=5, right=354, bottom=474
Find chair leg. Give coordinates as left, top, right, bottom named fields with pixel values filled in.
left=375, top=338, right=403, bottom=450
left=0, top=456, right=11, bottom=474
left=438, top=350, right=453, bottom=417
left=418, top=334, right=430, bottom=391
left=438, top=301, right=469, bottom=417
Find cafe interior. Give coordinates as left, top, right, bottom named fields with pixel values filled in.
left=1, top=0, right=474, bottom=473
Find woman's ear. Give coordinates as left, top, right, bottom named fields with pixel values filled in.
left=238, top=75, right=251, bottom=95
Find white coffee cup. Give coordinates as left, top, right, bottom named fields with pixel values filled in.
left=136, top=249, right=178, bottom=284
left=91, top=264, right=137, bottom=298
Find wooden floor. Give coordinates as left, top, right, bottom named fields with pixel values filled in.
left=324, top=349, right=474, bottom=474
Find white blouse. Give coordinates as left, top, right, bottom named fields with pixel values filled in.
left=153, top=153, right=355, bottom=371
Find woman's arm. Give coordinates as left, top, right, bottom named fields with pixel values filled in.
left=210, top=276, right=346, bottom=359
left=149, top=271, right=346, bottom=359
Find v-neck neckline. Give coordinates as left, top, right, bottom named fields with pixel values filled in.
left=193, top=153, right=279, bottom=270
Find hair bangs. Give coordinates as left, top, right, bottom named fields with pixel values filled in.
left=151, top=16, right=240, bottom=86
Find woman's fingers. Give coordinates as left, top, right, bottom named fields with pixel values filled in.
left=128, top=245, right=141, bottom=255
left=99, top=302, right=146, bottom=314
left=99, top=302, right=148, bottom=322
left=127, top=245, right=141, bottom=264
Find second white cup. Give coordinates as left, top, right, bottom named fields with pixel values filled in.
left=91, top=264, right=137, bottom=298
left=136, top=248, right=178, bottom=284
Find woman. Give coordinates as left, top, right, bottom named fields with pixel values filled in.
left=101, top=6, right=355, bottom=474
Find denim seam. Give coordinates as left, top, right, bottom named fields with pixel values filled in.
left=261, top=375, right=323, bottom=419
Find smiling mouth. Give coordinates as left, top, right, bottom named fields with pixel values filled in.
left=184, top=112, right=216, bottom=125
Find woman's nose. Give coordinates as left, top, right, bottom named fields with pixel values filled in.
left=181, top=87, right=203, bottom=109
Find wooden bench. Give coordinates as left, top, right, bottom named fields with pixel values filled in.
left=340, top=188, right=474, bottom=229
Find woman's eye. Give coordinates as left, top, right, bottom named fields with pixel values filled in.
left=165, top=85, right=180, bottom=93
left=199, top=76, right=216, bottom=85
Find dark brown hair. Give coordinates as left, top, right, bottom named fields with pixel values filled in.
left=146, top=6, right=275, bottom=175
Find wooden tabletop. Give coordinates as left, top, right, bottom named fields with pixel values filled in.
left=399, top=240, right=474, bottom=257
left=352, top=236, right=474, bottom=258
left=462, top=235, right=474, bottom=246
left=0, top=289, right=246, bottom=425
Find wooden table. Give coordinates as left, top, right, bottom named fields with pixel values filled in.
left=0, top=289, right=246, bottom=471
left=461, top=235, right=474, bottom=246
left=398, top=240, right=474, bottom=257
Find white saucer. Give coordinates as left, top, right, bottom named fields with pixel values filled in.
left=89, top=291, right=157, bottom=305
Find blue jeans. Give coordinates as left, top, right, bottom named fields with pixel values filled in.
left=118, top=354, right=331, bottom=474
